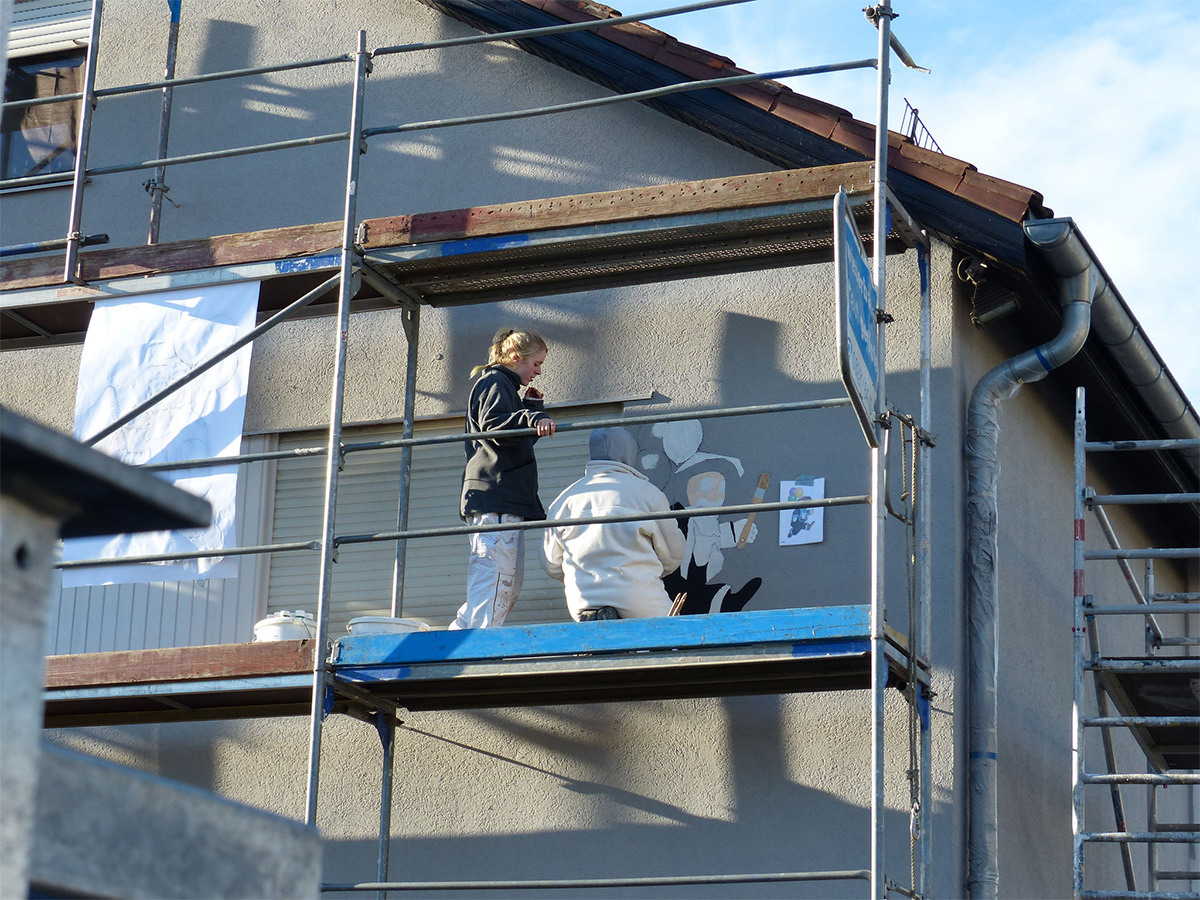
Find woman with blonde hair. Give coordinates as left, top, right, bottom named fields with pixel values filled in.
left=451, top=328, right=557, bottom=629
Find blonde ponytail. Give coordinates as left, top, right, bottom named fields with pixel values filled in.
left=470, top=328, right=547, bottom=378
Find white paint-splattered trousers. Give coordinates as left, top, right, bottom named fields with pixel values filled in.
left=450, top=513, right=525, bottom=629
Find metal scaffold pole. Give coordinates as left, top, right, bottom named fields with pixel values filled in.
left=375, top=714, right=396, bottom=900
left=391, top=304, right=421, bottom=616
left=1073, top=387, right=1089, bottom=898
left=147, top=0, right=182, bottom=245
left=869, top=4, right=894, bottom=898
left=62, top=0, right=103, bottom=285
left=305, top=29, right=370, bottom=828
left=380, top=302, right=419, bottom=898
left=917, top=239, right=934, bottom=898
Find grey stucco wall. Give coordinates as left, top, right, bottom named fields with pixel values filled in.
left=950, top=271, right=1196, bottom=897
left=36, top=245, right=971, bottom=897
left=1, top=0, right=776, bottom=251
left=8, top=0, right=1194, bottom=896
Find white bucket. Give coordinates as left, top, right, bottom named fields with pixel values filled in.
left=253, top=610, right=317, bottom=642
left=346, top=616, right=430, bottom=636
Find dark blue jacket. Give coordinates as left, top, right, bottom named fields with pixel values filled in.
left=460, top=365, right=548, bottom=521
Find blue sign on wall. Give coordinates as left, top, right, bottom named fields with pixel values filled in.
left=835, top=188, right=880, bottom=448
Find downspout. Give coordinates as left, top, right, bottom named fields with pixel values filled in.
left=965, top=218, right=1103, bottom=899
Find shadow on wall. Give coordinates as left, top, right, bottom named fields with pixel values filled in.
left=438, top=299, right=609, bottom=415
left=43, top=721, right=219, bottom=802
left=317, top=693, right=920, bottom=899
left=706, top=311, right=874, bottom=611
left=432, top=303, right=889, bottom=616
left=100, top=7, right=764, bottom=245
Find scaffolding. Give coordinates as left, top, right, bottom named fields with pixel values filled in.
left=3, top=2, right=941, bottom=897
left=1072, top=387, right=1200, bottom=899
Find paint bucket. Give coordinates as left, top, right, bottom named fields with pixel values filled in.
left=346, top=616, right=430, bottom=636
left=252, top=610, right=317, bottom=642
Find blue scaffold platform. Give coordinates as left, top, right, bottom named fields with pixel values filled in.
left=331, top=605, right=917, bottom=711
left=42, top=606, right=919, bottom=726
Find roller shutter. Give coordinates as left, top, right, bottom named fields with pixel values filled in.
left=8, top=0, right=92, bottom=58
left=49, top=435, right=276, bottom=653
left=266, top=408, right=617, bottom=635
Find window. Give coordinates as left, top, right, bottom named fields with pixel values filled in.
left=4, top=0, right=93, bottom=185
left=2, top=50, right=85, bottom=182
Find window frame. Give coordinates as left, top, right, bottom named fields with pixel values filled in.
left=1, top=48, right=86, bottom=187
left=3, top=0, right=93, bottom=191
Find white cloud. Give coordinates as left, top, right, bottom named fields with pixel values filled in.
left=914, top=8, right=1200, bottom=400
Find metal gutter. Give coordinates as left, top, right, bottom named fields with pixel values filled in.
left=1055, top=223, right=1200, bottom=464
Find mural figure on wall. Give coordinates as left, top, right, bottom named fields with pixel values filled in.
left=646, top=419, right=743, bottom=481
left=638, top=420, right=763, bottom=615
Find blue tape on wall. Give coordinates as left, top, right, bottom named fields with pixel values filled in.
left=276, top=253, right=340, bottom=274
left=440, top=234, right=531, bottom=256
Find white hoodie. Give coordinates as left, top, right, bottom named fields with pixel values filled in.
left=542, top=460, right=686, bottom=620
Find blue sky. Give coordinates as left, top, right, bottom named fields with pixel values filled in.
left=617, top=0, right=1199, bottom=404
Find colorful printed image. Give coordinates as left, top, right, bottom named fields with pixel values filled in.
left=779, top=477, right=825, bottom=546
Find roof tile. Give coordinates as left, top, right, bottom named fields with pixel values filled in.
left=590, top=24, right=664, bottom=58
left=956, top=170, right=1040, bottom=222
left=539, top=1, right=618, bottom=20
left=516, top=0, right=1043, bottom=227
left=720, top=79, right=782, bottom=114
left=650, top=42, right=739, bottom=81
left=891, top=142, right=972, bottom=194
left=829, top=117, right=909, bottom=160
left=655, top=37, right=736, bottom=69
left=771, top=91, right=848, bottom=139
left=829, top=116, right=877, bottom=158
left=593, top=21, right=668, bottom=57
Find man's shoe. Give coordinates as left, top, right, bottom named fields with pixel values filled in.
left=577, top=606, right=621, bottom=622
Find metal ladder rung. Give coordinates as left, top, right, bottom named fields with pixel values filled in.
left=1083, top=437, right=1200, bottom=451
left=1083, top=548, right=1200, bottom=561
left=1084, top=774, right=1200, bottom=786
left=1084, top=604, right=1200, bottom=616
left=1081, top=892, right=1200, bottom=900
left=1084, top=658, right=1200, bottom=672
left=1081, top=830, right=1200, bottom=842
left=1081, top=717, right=1200, bottom=727
left=1155, top=869, right=1200, bottom=880
left=1089, top=492, right=1200, bottom=506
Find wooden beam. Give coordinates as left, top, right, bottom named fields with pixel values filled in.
left=2, top=163, right=874, bottom=294
left=44, top=640, right=315, bottom=689
left=359, top=162, right=875, bottom=247
left=1, top=224, right=343, bottom=293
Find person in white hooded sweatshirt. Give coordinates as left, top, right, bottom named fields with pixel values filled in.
left=542, top=427, right=686, bottom=621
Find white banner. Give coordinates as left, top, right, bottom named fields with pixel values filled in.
left=62, top=282, right=259, bottom=586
